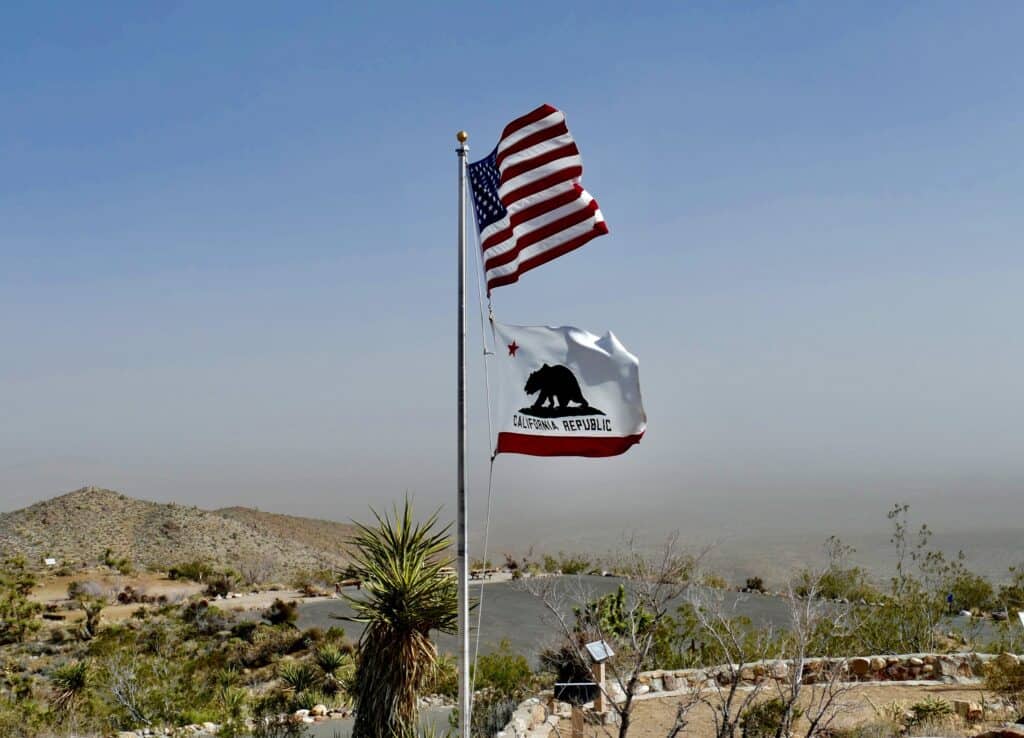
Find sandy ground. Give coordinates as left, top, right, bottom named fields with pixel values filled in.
left=30, top=571, right=202, bottom=603
left=32, top=568, right=524, bottom=620
left=571, top=682, right=1002, bottom=738
left=29, top=570, right=352, bottom=624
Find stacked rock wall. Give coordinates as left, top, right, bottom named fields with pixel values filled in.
left=498, top=652, right=1023, bottom=738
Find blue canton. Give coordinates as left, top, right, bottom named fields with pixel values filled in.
left=468, top=148, right=506, bottom=232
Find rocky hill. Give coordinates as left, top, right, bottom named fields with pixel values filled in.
left=0, top=487, right=350, bottom=577
left=215, top=506, right=357, bottom=561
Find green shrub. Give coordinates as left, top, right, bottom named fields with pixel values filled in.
left=181, top=600, right=231, bottom=635
left=168, top=559, right=216, bottom=583
left=984, top=656, right=1024, bottom=719
left=472, top=639, right=532, bottom=696
left=0, top=557, right=42, bottom=645
left=997, top=564, right=1024, bottom=613
left=906, top=697, right=953, bottom=727
left=101, top=548, right=134, bottom=575
left=950, top=570, right=995, bottom=612
left=263, top=599, right=299, bottom=627
left=238, top=626, right=306, bottom=669
left=469, top=692, right=519, bottom=737
left=423, top=653, right=458, bottom=698
left=205, top=571, right=239, bottom=598
left=745, top=576, right=766, bottom=593
left=740, top=697, right=802, bottom=738
left=558, top=554, right=591, bottom=575
left=701, top=572, right=729, bottom=590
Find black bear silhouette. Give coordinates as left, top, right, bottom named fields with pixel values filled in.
left=524, top=364, right=590, bottom=410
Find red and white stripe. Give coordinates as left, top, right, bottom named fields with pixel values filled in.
left=481, top=104, right=608, bottom=292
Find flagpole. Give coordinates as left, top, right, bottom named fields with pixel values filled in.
left=455, top=129, right=471, bottom=738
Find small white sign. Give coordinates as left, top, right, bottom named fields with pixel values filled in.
left=1018, top=611, right=1024, bottom=628
left=43, top=558, right=57, bottom=567
left=585, top=640, right=615, bottom=663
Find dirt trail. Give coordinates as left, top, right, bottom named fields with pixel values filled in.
left=584, top=682, right=1001, bottom=738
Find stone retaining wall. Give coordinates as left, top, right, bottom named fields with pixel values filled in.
left=499, top=652, right=1023, bottom=738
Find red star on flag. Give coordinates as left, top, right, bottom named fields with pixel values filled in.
left=507, top=341, right=519, bottom=357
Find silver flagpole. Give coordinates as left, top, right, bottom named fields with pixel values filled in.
left=455, top=129, right=471, bottom=738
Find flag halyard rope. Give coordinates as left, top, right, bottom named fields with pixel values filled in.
left=469, top=220, right=498, bottom=709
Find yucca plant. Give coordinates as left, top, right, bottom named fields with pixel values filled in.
left=50, top=660, right=91, bottom=715
left=314, top=644, right=352, bottom=695
left=277, top=661, right=320, bottom=695
left=345, top=498, right=457, bottom=738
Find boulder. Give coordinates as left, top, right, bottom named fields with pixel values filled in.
left=850, top=657, right=871, bottom=677
left=663, top=674, right=679, bottom=691
left=938, top=657, right=960, bottom=677
left=632, top=683, right=650, bottom=696
left=888, top=665, right=908, bottom=680
left=870, top=657, right=887, bottom=672
left=953, top=700, right=983, bottom=722
left=770, top=661, right=789, bottom=680
left=293, top=709, right=310, bottom=719
left=510, top=709, right=531, bottom=733
left=202, top=724, right=218, bottom=735
left=530, top=703, right=546, bottom=726
left=908, top=657, right=925, bottom=666
left=310, top=704, right=328, bottom=717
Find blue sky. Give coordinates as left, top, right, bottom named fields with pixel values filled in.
left=2, top=2, right=1022, bottom=544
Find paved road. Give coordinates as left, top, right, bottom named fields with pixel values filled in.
left=297, top=575, right=795, bottom=665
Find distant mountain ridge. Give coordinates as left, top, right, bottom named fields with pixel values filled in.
left=0, top=486, right=354, bottom=577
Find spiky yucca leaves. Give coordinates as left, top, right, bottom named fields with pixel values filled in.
left=345, top=499, right=457, bottom=738
left=277, top=661, right=320, bottom=695
left=313, top=644, right=352, bottom=696
left=50, top=660, right=91, bottom=715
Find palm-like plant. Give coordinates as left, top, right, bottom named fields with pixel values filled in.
left=313, top=644, right=352, bottom=696
left=345, top=499, right=457, bottom=738
left=277, top=661, right=320, bottom=695
left=50, top=660, right=91, bottom=721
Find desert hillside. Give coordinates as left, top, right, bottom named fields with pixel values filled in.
left=0, top=486, right=348, bottom=577
left=215, top=505, right=357, bottom=560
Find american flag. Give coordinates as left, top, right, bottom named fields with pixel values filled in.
left=468, top=104, right=609, bottom=292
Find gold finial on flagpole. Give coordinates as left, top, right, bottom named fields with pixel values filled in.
left=456, top=130, right=469, bottom=143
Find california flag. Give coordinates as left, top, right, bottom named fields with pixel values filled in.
left=492, top=322, right=646, bottom=457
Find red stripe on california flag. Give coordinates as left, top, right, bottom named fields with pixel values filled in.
left=484, top=199, right=600, bottom=271
left=495, top=121, right=569, bottom=169
left=496, top=431, right=643, bottom=457
left=486, top=220, right=609, bottom=291
left=499, top=103, right=559, bottom=141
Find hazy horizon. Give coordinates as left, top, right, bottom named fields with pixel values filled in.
left=3, top=3, right=1022, bottom=558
